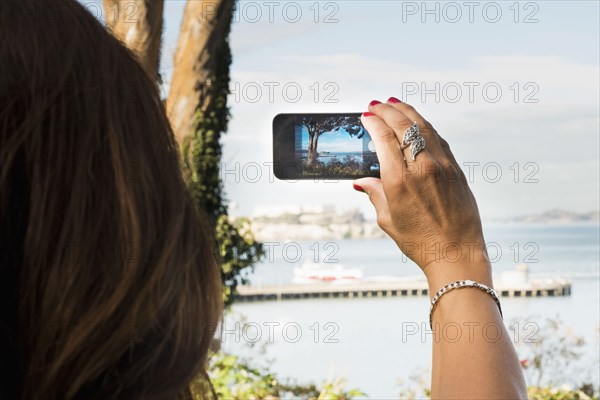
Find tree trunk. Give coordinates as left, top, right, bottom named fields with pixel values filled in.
left=166, top=0, right=234, bottom=147
left=103, top=0, right=164, bottom=83
left=164, top=0, right=263, bottom=309
left=306, top=126, right=320, bottom=166
left=307, top=134, right=315, bottom=166
left=307, top=141, right=318, bottom=166
left=104, top=0, right=263, bottom=308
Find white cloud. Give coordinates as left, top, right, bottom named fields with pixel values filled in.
left=221, top=53, right=599, bottom=217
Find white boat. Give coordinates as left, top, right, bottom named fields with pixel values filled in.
left=293, top=260, right=363, bottom=282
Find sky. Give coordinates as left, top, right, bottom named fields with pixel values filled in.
left=84, top=0, right=600, bottom=220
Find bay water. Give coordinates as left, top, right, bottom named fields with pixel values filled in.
left=223, top=224, right=600, bottom=397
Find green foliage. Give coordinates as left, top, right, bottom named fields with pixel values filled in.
left=210, top=353, right=279, bottom=399
left=396, top=370, right=431, bottom=400
left=396, top=385, right=598, bottom=400
left=317, top=379, right=367, bottom=400
left=300, top=116, right=366, bottom=143
left=182, top=2, right=263, bottom=308
left=527, top=386, right=598, bottom=400
left=302, top=156, right=366, bottom=178
left=208, top=352, right=365, bottom=400
left=515, top=316, right=599, bottom=400
left=217, top=216, right=263, bottom=306
left=396, top=316, right=599, bottom=400
left=515, top=316, right=589, bottom=387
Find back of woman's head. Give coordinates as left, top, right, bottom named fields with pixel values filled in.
left=0, top=1, right=222, bottom=398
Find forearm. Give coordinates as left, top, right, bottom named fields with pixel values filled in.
left=426, top=260, right=528, bottom=399
left=353, top=99, right=528, bottom=398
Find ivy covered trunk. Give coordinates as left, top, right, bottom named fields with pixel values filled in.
left=103, top=0, right=264, bottom=307
left=167, top=0, right=263, bottom=307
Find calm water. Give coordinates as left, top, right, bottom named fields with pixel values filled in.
left=223, top=224, right=600, bottom=397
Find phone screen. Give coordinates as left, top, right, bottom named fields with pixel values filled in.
left=273, top=113, right=380, bottom=180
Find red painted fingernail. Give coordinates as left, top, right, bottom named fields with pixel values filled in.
left=362, top=112, right=376, bottom=117
left=353, top=183, right=365, bottom=193
left=369, top=100, right=381, bottom=106
left=388, top=97, right=402, bottom=104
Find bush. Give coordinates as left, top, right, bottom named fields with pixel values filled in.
left=303, top=156, right=365, bottom=177
left=527, top=385, right=598, bottom=400
left=205, top=352, right=365, bottom=400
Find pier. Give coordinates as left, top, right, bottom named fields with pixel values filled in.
left=235, top=279, right=572, bottom=303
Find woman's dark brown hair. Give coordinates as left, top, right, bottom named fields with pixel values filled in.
left=0, top=1, right=223, bottom=398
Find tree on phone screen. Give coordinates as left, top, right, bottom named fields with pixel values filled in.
left=301, top=116, right=366, bottom=166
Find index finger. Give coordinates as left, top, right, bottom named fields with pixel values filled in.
left=361, top=111, right=406, bottom=181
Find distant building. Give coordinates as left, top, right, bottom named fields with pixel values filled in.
left=249, top=204, right=383, bottom=240
left=252, top=204, right=334, bottom=218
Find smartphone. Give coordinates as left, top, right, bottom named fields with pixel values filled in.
left=273, top=113, right=380, bottom=180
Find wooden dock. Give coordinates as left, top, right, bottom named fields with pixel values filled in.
left=235, top=279, right=572, bottom=303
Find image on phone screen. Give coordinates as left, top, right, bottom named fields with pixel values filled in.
left=273, top=113, right=380, bottom=180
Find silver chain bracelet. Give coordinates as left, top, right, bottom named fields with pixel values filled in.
left=429, top=279, right=503, bottom=329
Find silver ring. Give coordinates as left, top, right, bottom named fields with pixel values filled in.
left=401, top=122, right=426, bottom=161
left=402, top=122, right=421, bottom=147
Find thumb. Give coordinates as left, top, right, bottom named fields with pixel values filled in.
left=353, top=177, right=388, bottom=212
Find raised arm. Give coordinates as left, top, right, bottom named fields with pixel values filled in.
left=353, top=98, right=527, bottom=399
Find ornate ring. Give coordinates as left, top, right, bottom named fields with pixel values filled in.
left=401, top=122, right=426, bottom=161
left=402, top=122, right=421, bottom=147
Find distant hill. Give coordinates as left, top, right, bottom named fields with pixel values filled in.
left=249, top=205, right=385, bottom=240
left=247, top=206, right=598, bottom=240
left=506, top=209, right=599, bottom=224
